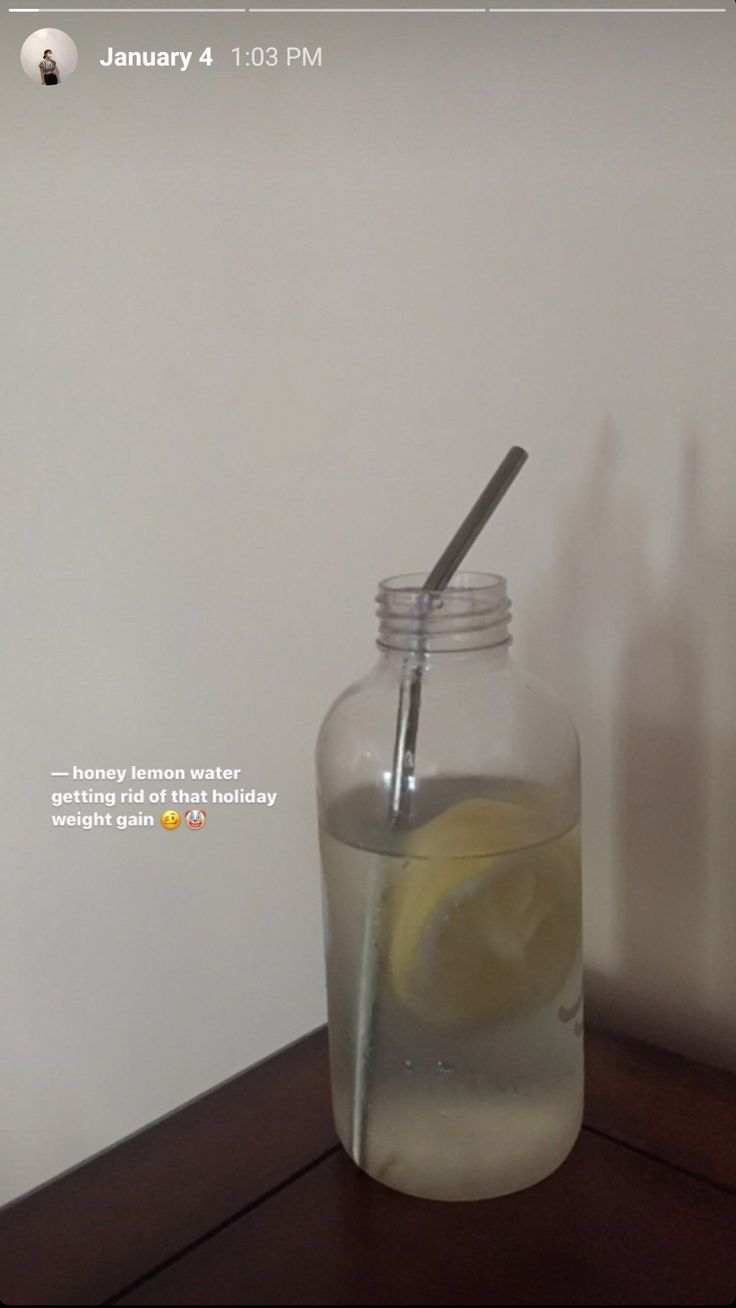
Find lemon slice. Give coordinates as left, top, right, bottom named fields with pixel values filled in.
left=387, top=798, right=580, bottom=1031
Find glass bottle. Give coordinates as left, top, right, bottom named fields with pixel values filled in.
left=316, top=572, right=582, bottom=1201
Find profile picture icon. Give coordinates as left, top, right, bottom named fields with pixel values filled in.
left=20, top=28, right=78, bottom=87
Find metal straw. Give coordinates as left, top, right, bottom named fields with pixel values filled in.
left=388, top=445, right=529, bottom=828
left=352, top=445, right=528, bottom=1170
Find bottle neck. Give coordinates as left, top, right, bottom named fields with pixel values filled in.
left=376, top=572, right=512, bottom=655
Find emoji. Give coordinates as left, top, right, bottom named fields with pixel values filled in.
left=185, top=808, right=206, bottom=830
left=160, top=809, right=181, bottom=830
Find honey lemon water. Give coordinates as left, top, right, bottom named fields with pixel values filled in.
left=320, top=783, right=583, bottom=1201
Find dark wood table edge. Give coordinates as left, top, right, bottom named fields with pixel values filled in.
left=1, top=1023, right=735, bottom=1307
left=101, top=1142, right=344, bottom=1306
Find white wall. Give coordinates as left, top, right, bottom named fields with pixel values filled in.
left=2, top=5, right=735, bottom=1205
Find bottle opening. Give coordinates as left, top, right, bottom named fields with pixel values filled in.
left=376, top=572, right=511, bottom=653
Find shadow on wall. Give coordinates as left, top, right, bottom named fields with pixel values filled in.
left=527, top=426, right=736, bottom=1068
left=613, top=434, right=709, bottom=1053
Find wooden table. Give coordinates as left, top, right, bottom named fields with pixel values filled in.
left=0, top=1027, right=734, bottom=1305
